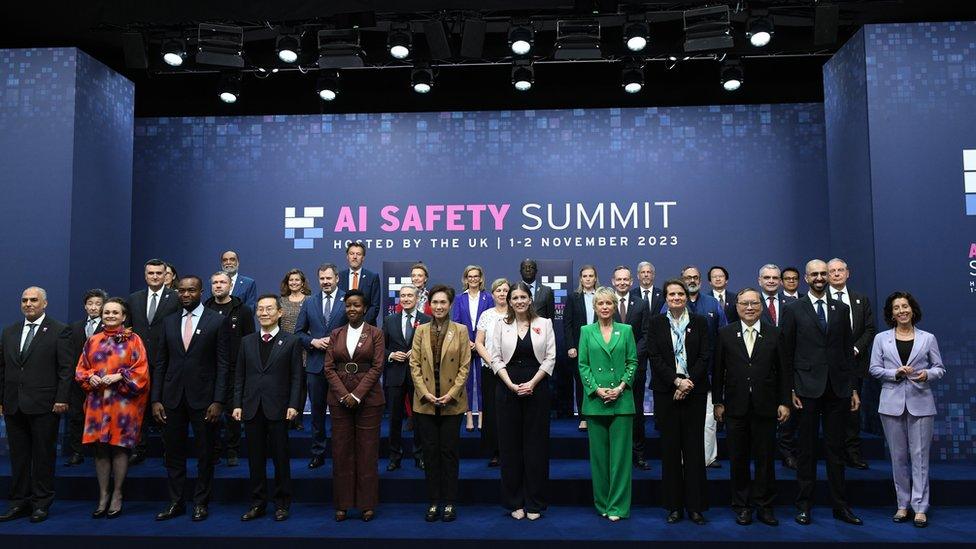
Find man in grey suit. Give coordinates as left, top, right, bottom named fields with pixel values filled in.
left=519, top=259, right=554, bottom=319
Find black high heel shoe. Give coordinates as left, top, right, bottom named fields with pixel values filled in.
left=107, top=506, right=123, bottom=519
left=92, top=506, right=108, bottom=519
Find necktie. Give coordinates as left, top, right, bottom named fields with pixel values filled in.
left=744, top=327, right=756, bottom=357
left=767, top=296, right=777, bottom=326
left=182, top=313, right=194, bottom=350
left=404, top=312, right=414, bottom=342
left=619, top=296, right=628, bottom=320
left=147, top=292, right=158, bottom=324
left=643, top=289, right=650, bottom=304
left=815, top=299, right=827, bottom=331
left=835, top=290, right=844, bottom=303
left=86, top=318, right=97, bottom=338
left=323, top=293, right=333, bottom=321
left=22, top=323, right=37, bottom=354
left=718, top=293, right=726, bottom=309
left=352, top=271, right=359, bottom=290
left=262, top=333, right=272, bottom=343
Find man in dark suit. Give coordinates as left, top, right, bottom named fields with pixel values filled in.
left=758, top=264, right=800, bottom=470
left=519, top=258, right=555, bottom=319
left=780, top=267, right=804, bottom=300
left=152, top=276, right=230, bottom=522
left=612, top=266, right=651, bottom=470
left=826, top=258, right=876, bottom=470
left=713, top=288, right=792, bottom=526
left=632, top=261, right=665, bottom=317
left=0, top=287, right=73, bottom=523
left=781, top=259, right=862, bottom=526
left=338, top=241, right=382, bottom=325
left=233, top=294, right=303, bottom=522
left=382, top=284, right=430, bottom=471
left=64, top=288, right=108, bottom=466
left=294, top=263, right=347, bottom=469
left=708, top=265, right=738, bottom=323
left=127, top=258, right=181, bottom=465
left=220, top=250, right=257, bottom=311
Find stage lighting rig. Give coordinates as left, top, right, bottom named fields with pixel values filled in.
left=388, top=23, right=412, bottom=60
left=161, top=40, right=186, bottom=67
left=720, top=60, right=744, bottom=91
left=218, top=72, right=241, bottom=103
left=623, top=20, right=649, bottom=53
left=317, top=29, right=365, bottom=69
left=317, top=71, right=341, bottom=101
left=747, top=16, right=774, bottom=47
left=512, top=60, right=534, bottom=91
left=411, top=65, right=434, bottom=94
left=276, top=34, right=301, bottom=64
left=509, top=21, right=534, bottom=56
left=622, top=62, right=644, bottom=94
left=196, top=24, right=244, bottom=68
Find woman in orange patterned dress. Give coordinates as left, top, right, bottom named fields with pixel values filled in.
left=75, top=297, right=150, bottom=519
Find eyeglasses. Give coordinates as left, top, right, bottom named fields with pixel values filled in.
left=737, top=301, right=761, bottom=308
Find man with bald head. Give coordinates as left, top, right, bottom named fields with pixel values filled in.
left=780, top=260, right=861, bottom=526
left=0, top=287, right=73, bottom=523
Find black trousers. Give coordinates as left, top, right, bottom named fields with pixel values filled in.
left=133, top=399, right=155, bottom=456
left=306, top=371, right=329, bottom=457
left=386, top=380, right=422, bottom=461
left=632, top=356, right=648, bottom=460
left=63, top=382, right=86, bottom=455
left=845, top=376, right=864, bottom=459
left=496, top=365, right=551, bottom=513
left=796, top=390, right=849, bottom=511
left=654, top=391, right=708, bottom=513
left=6, top=410, right=59, bottom=510
left=162, top=398, right=218, bottom=506
left=480, top=367, right=499, bottom=456
left=215, top=411, right=242, bottom=457
left=726, top=409, right=777, bottom=510
left=777, top=411, right=798, bottom=461
left=416, top=413, right=462, bottom=505
left=567, top=355, right=585, bottom=417
left=244, top=406, right=292, bottom=509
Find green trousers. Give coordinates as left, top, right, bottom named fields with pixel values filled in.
left=587, top=414, right=634, bottom=518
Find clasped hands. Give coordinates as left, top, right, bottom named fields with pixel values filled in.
left=390, top=350, right=411, bottom=362
left=509, top=380, right=537, bottom=397
left=310, top=336, right=332, bottom=351
left=339, top=393, right=360, bottom=409
left=673, top=378, right=694, bottom=401
left=595, top=385, right=624, bottom=405
left=896, top=365, right=928, bottom=382
left=423, top=393, right=455, bottom=407
left=88, top=373, right=124, bottom=388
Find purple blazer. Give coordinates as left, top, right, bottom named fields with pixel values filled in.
left=450, top=290, right=493, bottom=342
left=868, top=328, right=945, bottom=417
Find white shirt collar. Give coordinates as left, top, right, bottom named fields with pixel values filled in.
left=24, top=314, right=45, bottom=327
left=831, top=285, right=848, bottom=296
left=807, top=291, right=827, bottom=306
left=261, top=326, right=281, bottom=338
left=741, top=319, right=760, bottom=330
left=148, top=287, right=163, bottom=297
left=183, top=303, right=205, bottom=317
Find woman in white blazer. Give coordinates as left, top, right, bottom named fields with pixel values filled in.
left=869, top=291, right=945, bottom=528
left=490, top=281, right=556, bottom=521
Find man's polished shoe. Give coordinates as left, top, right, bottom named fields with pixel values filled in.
left=487, top=456, right=499, bottom=467
left=425, top=505, right=440, bottom=522
left=415, top=457, right=425, bottom=470
left=782, top=456, right=798, bottom=470
left=757, top=508, right=779, bottom=526
left=241, top=506, right=266, bottom=521
left=334, top=510, right=347, bottom=522
left=65, top=452, right=84, bottom=466
left=442, top=505, right=457, bottom=522
left=128, top=452, right=146, bottom=466
left=362, top=509, right=375, bottom=522
left=227, top=454, right=240, bottom=467
left=308, top=455, right=325, bottom=469
left=274, top=508, right=289, bottom=522
left=795, top=510, right=812, bottom=525
left=846, top=458, right=869, bottom=470
left=0, top=505, right=31, bottom=522
left=832, top=508, right=863, bottom=525
left=735, top=509, right=753, bottom=525
left=29, top=509, right=48, bottom=523
left=155, top=503, right=185, bottom=521
left=191, top=505, right=209, bottom=522
left=666, top=510, right=683, bottom=524
left=689, top=511, right=706, bottom=525
left=706, top=461, right=722, bottom=469
left=634, top=458, right=651, bottom=471
left=387, top=459, right=401, bottom=471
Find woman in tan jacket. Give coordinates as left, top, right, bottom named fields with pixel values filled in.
left=410, top=284, right=471, bottom=523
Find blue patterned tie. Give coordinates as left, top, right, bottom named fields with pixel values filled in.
left=816, top=299, right=827, bottom=332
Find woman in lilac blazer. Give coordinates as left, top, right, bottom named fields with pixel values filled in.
left=450, top=265, right=493, bottom=431
left=869, top=291, right=945, bottom=528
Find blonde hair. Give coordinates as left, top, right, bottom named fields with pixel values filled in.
left=461, top=265, right=485, bottom=291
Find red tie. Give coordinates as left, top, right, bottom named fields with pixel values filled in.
left=262, top=333, right=272, bottom=343
left=352, top=271, right=359, bottom=290
left=767, top=296, right=777, bottom=325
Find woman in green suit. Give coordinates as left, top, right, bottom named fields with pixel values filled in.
left=577, top=286, right=638, bottom=521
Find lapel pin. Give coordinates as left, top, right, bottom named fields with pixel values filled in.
left=196, top=329, right=201, bottom=334
left=686, top=327, right=692, bottom=334
left=614, top=331, right=620, bottom=335
left=278, top=340, right=283, bottom=346
left=830, top=306, right=836, bottom=311
left=856, top=299, right=861, bottom=304
left=736, top=332, right=741, bottom=338
left=42, top=326, right=48, bottom=333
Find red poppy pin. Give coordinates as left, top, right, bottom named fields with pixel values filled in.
left=533, top=327, right=541, bottom=335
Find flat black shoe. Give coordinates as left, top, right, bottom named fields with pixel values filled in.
left=846, top=458, right=869, bottom=470
left=735, top=509, right=752, bottom=525
left=832, top=508, right=863, bottom=526
left=634, top=458, right=651, bottom=471
left=487, top=457, right=499, bottom=467
left=0, top=505, right=30, bottom=522
left=29, top=509, right=49, bottom=523
left=795, top=511, right=811, bottom=525
left=893, top=511, right=911, bottom=523
left=689, top=511, right=706, bottom=525
left=128, top=453, right=146, bottom=466
left=425, top=505, right=440, bottom=522
left=334, top=510, right=347, bottom=522
left=442, top=505, right=457, bottom=522
left=241, top=506, right=266, bottom=521
left=227, top=455, right=240, bottom=467
left=92, top=507, right=108, bottom=519
left=387, top=460, right=401, bottom=471
left=66, top=453, right=84, bottom=466
left=308, top=455, right=325, bottom=469
left=106, top=507, right=123, bottom=519
left=274, top=508, right=289, bottom=521
left=913, top=516, right=928, bottom=528
left=362, top=510, right=375, bottom=522
left=191, top=505, right=209, bottom=522
left=155, top=503, right=185, bottom=521
left=757, top=508, right=779, bottom=526
left=666, top=510, right=683, bottom=524
left=706, top=461, right=722, bottom=468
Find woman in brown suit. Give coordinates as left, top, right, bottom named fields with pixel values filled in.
left=410, top=284, right=471, bottom=522
left=324, top=289, right=386, bottom=522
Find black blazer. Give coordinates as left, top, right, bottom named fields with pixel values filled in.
left=151, top=307, right=231, bottom=410
left=843, top=290, right=876, bottom=378
left=0, top=317, right=73, bottom=414
left=563, top=291, right=592, bottom=351
left=127, top=288, right=180, bottom=363
left=631, top=286, right=665, bottom=318
left=530, top=282, right=555, bottom=319
left=613, top=292, right=649, bottom=359
left=647, top=313, right=712, bottom=394
left=69, top=318, right=104, bottom=363
left=382, top=310, right=430, bottom=387
left=712, top=320, right=792, bottom=418
left=233, top=331, right=303, bottom=421
left=781, top=296, right=855, bottom=400
left=759, top=291, right=789, bottom=327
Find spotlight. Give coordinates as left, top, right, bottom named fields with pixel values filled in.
left=621, top=63, right=644, bottom=94
left=218, top=72, right=241, bottom=104
left=276, top=34, right=301, bottom=63
left=411, top=66, right=434, bottom=94
left=316, top=71, right=340, bottom=101
left=509, top=22, right=534, bottom=56
left=720, top=60, right=744, bottom=91
left=623, top=21, right=649, bottom=52
left=388, top=24, right=412, bottom=60
left=511, top=60, right=534, bottom=91
left=161, top=39, right=186, bottom=67
left=747, top=17, right=774, bottom=47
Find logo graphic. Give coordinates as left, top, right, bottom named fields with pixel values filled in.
left=964, top=150, right=976, bottom=215
left=285, top=207, right=325, bottom=249
left=541, top=275, right=569, bottom=305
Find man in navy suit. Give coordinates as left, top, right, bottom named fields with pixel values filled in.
left=382, top=284, right=430, bottom=471
left=762, top=264, right=801, bottom=468
left=294, top=263, right=347, bottom=469
left=781, top=267, right=804, bottom=300
left=152, top=276, right=231, bottom=522
left=612, top=266, right=651, bottom=470
left=338, top=242, right=381, bottom=325
left=781, top=259, right=861, bottom=526
left=708, top=265, right=738, bottom=323
left=220, top=250, right=257, bottom=311
left=632, top=261, right=665, bottom=317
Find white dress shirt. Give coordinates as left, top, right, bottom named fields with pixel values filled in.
left=346, top=323, right=364, bottom=358
left=146, top=288, right=163, bottom=319
left=21, top=314, right=46, bottom=352
left=806, top=291, right=829, bottom=324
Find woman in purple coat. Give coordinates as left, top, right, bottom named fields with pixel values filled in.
left=869, top=291, right=945, bottom=528
left=451, top=265, right=492, bottom=431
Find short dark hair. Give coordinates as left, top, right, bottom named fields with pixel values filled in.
left=346, top=242, right=366, bottom=255
left=708, top=265, right=730, bottom=281
left=611, top=265, right=631, bottom=278
left=179, top=275, right=203, bottom=290
left=145, top=258, right=166, bottom=268
left=663, top=278, right=690, bottom=296
left=103, top=297, right=129, bottom=316
left=317, top=263, right=339, bottom=276
left=782, top=267, right=800, bottom=278
left=735, top=287, right=761, bottom=303
left=280, top=269, right=311, bottom=297
left=343, top=288, right=370, bottom=308
left=410, top=262, right=429, bottom=277
left=256, top=294, right=281, bottom=310
left=428, top=284, right=455, bottom=304
left=883, top=291, right=923, bottom=328
left=82, top=288, right=109, bottom=305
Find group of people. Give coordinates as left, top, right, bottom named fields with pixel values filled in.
left=0, top=244, right=944, bottom=531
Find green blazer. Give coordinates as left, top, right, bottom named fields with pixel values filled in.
left=577, top=322, right=638, bottom=416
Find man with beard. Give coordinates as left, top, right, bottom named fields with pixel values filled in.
left=220, top=250, right=257, bottom=311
